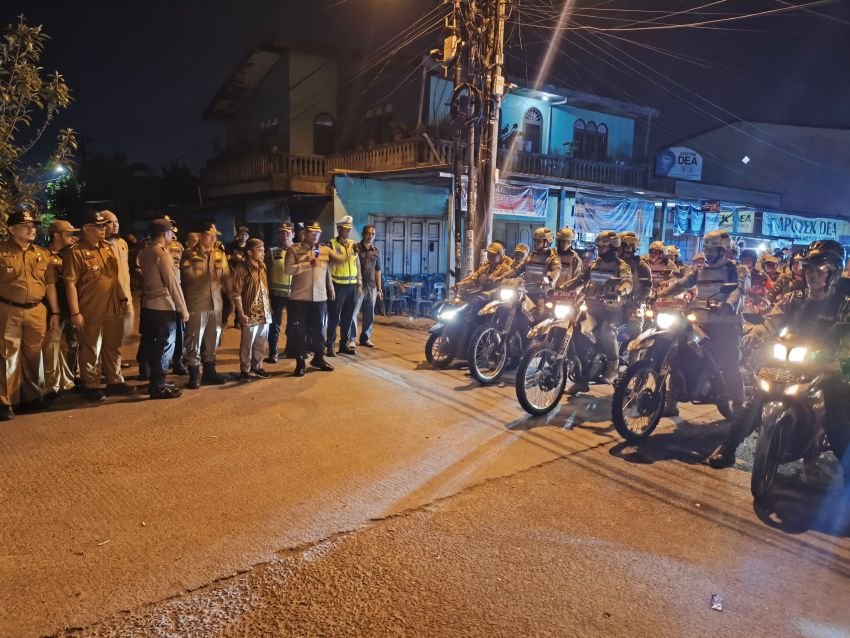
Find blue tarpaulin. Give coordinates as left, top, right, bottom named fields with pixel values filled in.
left=574, top=193, right=654, bottom=237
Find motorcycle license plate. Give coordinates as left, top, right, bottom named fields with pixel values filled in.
left=522, top=296, right=537, bottom=313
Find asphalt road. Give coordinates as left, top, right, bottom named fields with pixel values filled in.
left=1, top=323, right=848, bottom=637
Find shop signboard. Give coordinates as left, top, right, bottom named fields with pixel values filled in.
left=736, top=210, right=755, bottom=234
left=762, top=211, right=847, bottom=243
left=656, top=147, right=703, bottom=181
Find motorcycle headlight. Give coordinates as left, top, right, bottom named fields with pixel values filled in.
left=784, top=383, right=801, bottom=396
left=500, top=288, right=516, bottom=301
left=773, top=344, right=788, bottom=361
left=655, top=313, right=678, bottom=330
left=788, top=347, right=808, bottom=363
left=438, top=303, right=466, bottom=321
left=554, top=304, right=572, bottom=320
left=757, top=377, right=771, bottom=392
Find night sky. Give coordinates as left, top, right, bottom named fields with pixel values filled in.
left=5, top=0, right=849, bottom=170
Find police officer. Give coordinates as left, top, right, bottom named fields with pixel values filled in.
left=284, top=220, right=336, bottom=377
left=659, top=229, right=748, bottom=417
left=265, top=221, right=294, bottom=363
left=692, top=252, right=706, bottom=271
left=326, top=215, right=361, bottom=356
left=180, top=223, right=229, bottom=389
left=0, top=211, right=62, bottom=420
left=740, top=248, right=767, bottom=312
left=166, top=218, right=188, bottom=375
left=767, top=252, right=805, bottom=304
left=42, top=219, right=79, bottom=399
left=618, top=231, right=653, bottom=344
left=64, top=210, right=133, bottom=402
left=561, top=230, right=633, bottom=394
left=100, top=211, right=134, bottom=356
left=709, top=240, right=850, bottom=472
left=644, top=240, right=675, bottom=290
left=458, top=242, right=514, bottom=292
left=506, top=227, right=560, bottom=298
left=665, top=245, right=684, bottom=272
left=554, top=227, right=583, bottom=288
left=512, top=243, right=529, bottom=264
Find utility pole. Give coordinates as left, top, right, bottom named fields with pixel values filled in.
left=478, top=0, right=507, bottom=260
left=464, top=0, right=479, bottom=278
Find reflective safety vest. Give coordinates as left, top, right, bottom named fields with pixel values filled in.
left=329, top=237, right=359, bottom=285
left=267, top=246, right=292, bottom=297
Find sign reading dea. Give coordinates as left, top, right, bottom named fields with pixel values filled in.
left=656, top=147, right=703, bottom=181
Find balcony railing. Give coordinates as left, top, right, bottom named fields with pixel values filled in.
left=200, top=137, right=648, bottom=196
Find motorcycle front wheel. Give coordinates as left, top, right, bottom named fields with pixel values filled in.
left=612, top=359, right=666, bottom=443
left=515, top=342, right=568, bottom=416
left=425, top=332, right=454, bottom=368
left=751, top=411, right=791, bottom=500
left=467, top=323, right=508, bottom=385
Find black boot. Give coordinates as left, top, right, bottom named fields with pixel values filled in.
left=187, top=365, right=201, bottom=389
left=137, top=362, right=150, bottom=381
left=202, top=362, right=227, bottom=385
left=294, top=357, right=306, bottom=377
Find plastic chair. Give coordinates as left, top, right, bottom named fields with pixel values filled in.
left=385, top=281, right=409, bottom=316
left=411, top=282, right=434, bottom=318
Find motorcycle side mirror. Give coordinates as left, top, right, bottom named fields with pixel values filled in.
left=743, top=313, right=765, bottom=325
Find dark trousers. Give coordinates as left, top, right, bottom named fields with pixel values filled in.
left=140, top=308, right=177, bottom=389
left=327, top=283, right=357, bottom=348
left=268, top=295, right=289, bottom=355
left=288, top=299, right=327, bottom=359
left=171, top=319, right=184, bottom=366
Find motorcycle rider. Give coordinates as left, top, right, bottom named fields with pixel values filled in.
left=458, top=242, right=514, bottom=292
left=644, top=240, right=677, bottom=290
left=767, top=252, right=806, bottom=304
left=512, top=243, right=530, bottom=264
left=666, top=245, right=685, bottom=273
left=554, top=227, right=583, bottom=288
left=619, top=231, right=653, bottom=344
left=741, top=248, right=768, bottom=312
left=506, top=227, right=560, bottom=298
left=692, top=252, right=706, bottom=270
left=709, top=240, right=850, bottom=478
left=658, top=229, right=748, bottom=417
left=578, top=245, right=596, bottom=271
left=560, top=230, right=633, bottom=394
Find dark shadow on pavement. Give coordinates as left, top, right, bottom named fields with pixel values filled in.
left=609, top=416, right=730, bottom=466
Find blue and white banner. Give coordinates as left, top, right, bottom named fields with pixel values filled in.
left=461, top=180, right=548, bottom=218
left=574, top=193, right=654, bottom=237
left=762, top=211, right=847, bottom=243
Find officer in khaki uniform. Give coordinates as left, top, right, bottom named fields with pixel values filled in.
left=64, top=210, right=132, bottom=402
left=265, top=221, right=294, bottom=363
left=165, top=217, right=188, bottom=375
left=100, top=210, right=134, bottom=351
left=0, top=211, right=62, bottom=421
left=180, top=222, right=229, bottom=389
left=41, top=219, right=79, bottom=398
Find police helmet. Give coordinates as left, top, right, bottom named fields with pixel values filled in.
left=648, top=240, right=665, bottom=253
left=556, top=227, right=576, bottom=244
left=533, top=227, right=554, bottom=246
left=595, top=230, right=621, bottom=248
left=619, top=232, right=639, bottom=251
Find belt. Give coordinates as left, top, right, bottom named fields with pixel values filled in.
left=0, top=296, right=42, bottom=309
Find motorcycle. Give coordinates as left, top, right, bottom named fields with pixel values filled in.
left=467, top=278, right=542, bottom=385
left=425, top=289, right=491, bottom=368
left=747, top=319, right=850, bottom=499
left=515, top=279, right=624, bottom=416
left=611, top=283, right=740, bottom=443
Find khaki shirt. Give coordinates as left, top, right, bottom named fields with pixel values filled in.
left=0, top=239, right=55, bottom=305
left=284, top=242, right=335, bottom=302
left=140, top=243, right=188, bottom=315
left=181, top=245, right=230, bottom=313
left=108, top=237, right=133, bottom=302
left=459, top=257, right=514, bottom=291
left=63, top=239, right=127, bottom=317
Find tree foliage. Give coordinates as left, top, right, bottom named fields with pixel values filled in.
left=0, top=15, right=76, bottom=229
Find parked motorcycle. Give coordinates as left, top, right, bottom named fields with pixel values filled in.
left=515, top=279, right=624, bottom=415
left=747, top=319, right=850, bottom=499
left=467, top=278, right=541, bottom=385
left=425, top=290, right=490, bottom=368
left=611, top=283, right=740, bottom=443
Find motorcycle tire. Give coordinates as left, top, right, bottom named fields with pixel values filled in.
left=425, top=332, right=454, bottom=369
left=751, top=412, right=789, bottom=500
left=612, top=359, right=666, bottom=444
left=467, top=323, right=508, bottom=385
left=716, top=400, right=734, bottom=421
left=515, top=342, right=568, bottom=416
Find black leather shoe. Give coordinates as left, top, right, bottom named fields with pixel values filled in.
left=326, top=347, right=336, bottom=358
left=311, top=358, right=335, bottom=372
left=251, top=368, right=271, bottom=379
left=265, top=353, right=279, bottom=364
left=149, top=385, right=182, bottom=400
left=708, top=442, right=738, bottom=469
left=83, top=388, right=106, bottom=403
left=294, top=358, right=306, bottom=377
left=238, top=371, right=252, bottom=382
left=171, top=362, right=189, bottom=376
left=338, top=346, right=356, bottom=355
left=0, top=405, right=14, bottom=421
left=105, top=383, right=134, bottom=396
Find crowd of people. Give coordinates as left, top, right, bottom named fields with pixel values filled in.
left=0, top=210, right=384, bottom=420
